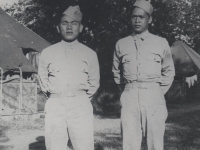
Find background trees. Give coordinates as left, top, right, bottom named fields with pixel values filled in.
left=4, top=0, right=200, bottom=46
left=4, top=0, right=200, bottom=61
left=3, top=0, right=200, bottom=115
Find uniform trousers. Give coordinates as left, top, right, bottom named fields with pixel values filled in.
left=44, top=95, right=94, bottom=150
left=120, top=83, right=168, bottom=150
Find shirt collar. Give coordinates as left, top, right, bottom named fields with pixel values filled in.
left=61, top=39, right=79, bottom=47
left=131, top=30, right=150, bottom=41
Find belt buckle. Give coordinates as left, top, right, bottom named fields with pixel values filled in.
left=67, top=91, right=76, bottom=97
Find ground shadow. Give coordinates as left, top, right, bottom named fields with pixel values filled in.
left=28, top=134, right=114, bottom=150
left=164, top=100, right=200, bottom=150
left=94, top=132, right=122, bottom=150
left=94, top=131, right=155, bottom=150
left=29, top=136, right=46, bottom=150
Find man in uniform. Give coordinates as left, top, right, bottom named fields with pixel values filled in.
left=38, top=6, right=99, bottom=150
left=112, top=1, right=175, bottom=150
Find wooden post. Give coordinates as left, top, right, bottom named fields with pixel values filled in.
left=0, top=67, right=3, bottom=116
left=17, top=67, right=23, bottom=116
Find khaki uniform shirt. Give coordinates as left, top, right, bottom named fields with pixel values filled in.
left=112, top=30, right=175, bottom=94
left=38, top=40, right=100, bottom=96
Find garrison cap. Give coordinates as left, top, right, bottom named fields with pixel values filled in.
left=62, top=6, right=83, bottom=22
left=133, top=0, right=153, bottom=16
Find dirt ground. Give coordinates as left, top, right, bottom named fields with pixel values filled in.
left=0, top=114, right=121, bottom=150
left=0, top=99, right=200, bottom=150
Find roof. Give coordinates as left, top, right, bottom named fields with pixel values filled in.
left=0, top=8, right=51, bottom=73
left=171, top=41, right=200, bottom=77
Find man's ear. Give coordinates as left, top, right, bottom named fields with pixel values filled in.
left=148, top=16, right=152, bottom=24
left=79, top=24, right=83, bottom=33
left=56, top=25, right=60, bottom=33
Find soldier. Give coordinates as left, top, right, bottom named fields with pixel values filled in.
left=38, top=6, right=100, bottom=150
left=112, top=1, right=175, bottom=150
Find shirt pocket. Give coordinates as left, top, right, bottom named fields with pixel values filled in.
left=122, top=54, right=132, bottom=64
left=47, top=63, right=62, bottom=77
left=78, top=61, right=89, bottom=73
left=145, top=52, right=162, bottom=75
left=121, top=54, right=135, bottom=76
left=146, top=53, right=162, bottom=63
left=75, top=61, right=89, bottom=86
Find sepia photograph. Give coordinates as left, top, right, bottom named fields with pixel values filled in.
left=0, top=0, right=200, bottom=150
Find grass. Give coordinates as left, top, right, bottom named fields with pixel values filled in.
left=164, top=101, right=200, bottom=150
left=0, top=114, right=45, bottom=150
left=0, top=99, right=200, bottom=150
left=94, top=117, right=121, bottom=150
left=94, top=98, right=200, bottom=150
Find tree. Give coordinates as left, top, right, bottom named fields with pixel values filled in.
left=151, top=0, right=200, bottom=49
left=4, top=0, right=200, bottom=49
left=3, top=0, right=200, bottom=115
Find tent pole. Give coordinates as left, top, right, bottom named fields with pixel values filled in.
left=0, top=67, right=3, bottom=116
left=17, top=67, right=22, bottom=116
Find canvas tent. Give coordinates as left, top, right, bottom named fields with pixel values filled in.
left=0, top=7, right=51, bottom=72
left=166, top=41, right=200, bottom=100
left=0, top=8, right=51, bottom=115
left=171, top=41, right=200, bottom=77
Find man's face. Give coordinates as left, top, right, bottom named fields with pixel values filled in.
left=57, top=15, right=83, bottom=42
left=131, top=7, right=152, bottom=34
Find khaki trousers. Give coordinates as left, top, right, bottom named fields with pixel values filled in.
left=120, top=85, right=168, bottom=150
left=44, top=95, right=94, bottom=150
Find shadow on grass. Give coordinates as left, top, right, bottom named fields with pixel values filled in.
left=165, top=104, right=200, bottom=150
left=29, top=136, right=73, bottom=150
left=94, top=132, right=153, bottom=150
left=95, top=132, right=122, bottom=150
left=28, top=136, right=111, bottom=150
left=29, top=136, right=45, bottom=150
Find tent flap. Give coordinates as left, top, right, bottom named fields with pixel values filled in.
left=0, top=8, right=51, bottom=73
left=171, top=41, right=200, bottom=77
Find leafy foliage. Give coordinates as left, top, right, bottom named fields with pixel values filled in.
left=3, top=0, right=200, bottom=114
left=151, top=0, right=200, bottom=49
left=4, top=0, right=200, bottom=54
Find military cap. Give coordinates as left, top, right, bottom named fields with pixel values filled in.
left=133, top=0, right=153, bottom=16
left=62, top=5, right=83, bottom=22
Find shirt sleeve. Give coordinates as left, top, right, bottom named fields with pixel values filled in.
left=38, top=51, right=50, bottom=93
left=87, top=52, right=100, bottom=96
left=112, top=42, right=122, bottom=84
left=159, top=39, right=175, bottom=94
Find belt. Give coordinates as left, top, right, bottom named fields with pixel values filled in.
left=125, top=81, right=160, bottom=89
left=50, top=91, right=86, bottom=98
